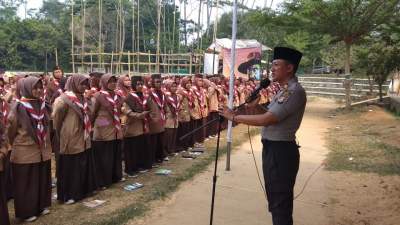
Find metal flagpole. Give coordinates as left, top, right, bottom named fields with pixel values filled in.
left=226, top=0, right=238, bottom=171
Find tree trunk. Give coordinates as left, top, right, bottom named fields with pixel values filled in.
left=367, top=74, right=374, bottom=96
left=345, top=42, right=351, bottom=75
left=379, top=83, right=383, bottom=102
left=344, top=42, right=352, bottom=108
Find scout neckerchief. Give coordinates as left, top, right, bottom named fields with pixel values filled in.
left=150, top=89, right=166, bottom=123
left=1, top=99, right=8, bottom=126
left=130, top=92, right=149, bottom=133
left=166, top=93, right=180, bottom=118
left=181, top=89, right=194, bottom=108
left=17, top=97, right=46, bottom=148
left=53, top=79, right=63, bottom=94
left=64, top=91, right=92, bottom=140
left=216, top=85, right=225, bottom=102
left=100, top=90, right=121, bottom=131
left=192, top=86, right=206, bottom=114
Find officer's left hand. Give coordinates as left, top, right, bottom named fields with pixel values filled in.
left=218, top=106, right=235, bottom=121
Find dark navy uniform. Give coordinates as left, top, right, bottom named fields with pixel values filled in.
left=261, top=76, right=306, bottom=225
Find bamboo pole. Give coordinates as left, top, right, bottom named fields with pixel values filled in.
left=137, top=51, right=140, bottom=73
left=90, top=53, right=93, bottom=72
left=183, top=0, right=187, bottom=47
left=172, top=0, right=176, bottom=51
left=189, top=54, right=192, bottom=75
left=71, top=1, right=75, bottom=73
left=132, top=0, right=135, bottom=71
left=136, top=0, right=140, bottom=73
left=128, top=50, right=131, bottom=76
left=55, top=48, right=58, bottom=66
left=81, top=0, right=86, bottom=71
left=156, top=0, right=161, bottom=73
left=99, top=0, right=103, bottom=69
left=148, top=50, right=151, bottom=74
left=111, top=51, right=114, bottom=74
left=197, top=0, right=202, bottom=50
left=213, top=0, right=219, bottom=42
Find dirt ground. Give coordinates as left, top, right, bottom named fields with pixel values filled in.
left=325, top=104, right=400, bottom=225
left=127, top=98, right=400, bottom=225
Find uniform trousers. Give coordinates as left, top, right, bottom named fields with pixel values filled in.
left=262, top=139, right=300, bottom=225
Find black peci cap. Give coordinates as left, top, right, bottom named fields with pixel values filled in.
left=273, top=47, right=303, bottom=72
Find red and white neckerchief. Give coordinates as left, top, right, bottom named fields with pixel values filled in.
left=181, top=89, right=194, bottom=108
left=192, top=86, right=206, bottom=110
left=166, top=94, right=180, bottom=118
left=130, top=92, right=149, bottom=133
left=116, top=89, right=127, bottom=98
left=64, top=91, right=92, bottom=140
left=17, top=97, right=46, bottom=148
left=53, top=79, right=63, bottom=94
left=143, top=85, right=149, bottom=96
left=1, top=99, right=8, bottom=126
left=100, top=90, right=121, bottom=132
left=150, top=90, right=166, bottom=123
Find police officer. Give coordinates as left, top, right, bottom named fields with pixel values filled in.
left=219, top=47, right=306, bottom=225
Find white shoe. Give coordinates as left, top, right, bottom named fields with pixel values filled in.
left=24, top=216, right=37, bottom=222
left=120, top=177, right=126, bottom=182
left=65, top=199, right=75, bottom=205
left=139, top=169, right=149, bottom=173
left=40, top=208, right=50, bottom=216
left=128, top=174, right=138, bottom=178
left=164, top=157, right=170, bottom=161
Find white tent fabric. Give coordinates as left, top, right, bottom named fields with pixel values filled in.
left=207, top=38, right=272, bottom=52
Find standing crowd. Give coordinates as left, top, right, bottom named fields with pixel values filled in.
left=0, top=68, right=280, bottom=224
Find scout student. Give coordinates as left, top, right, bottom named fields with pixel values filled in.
left=176, top=77, right=194, bottom=152
left=8, top=76, right=52, bottom=222
left=191, top=74, right=207, bottom=147
left=92, top=74, right=124, bottom=189
left=52, top=74, right=97, bottom=204
left=164, top=81, right=180, bottom=156
left=121, top=76, right=152, bottom=175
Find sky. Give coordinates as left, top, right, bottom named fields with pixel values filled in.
left=17, top=0, right=285, bottom=19
left=17, top=0, right=284, bottom=43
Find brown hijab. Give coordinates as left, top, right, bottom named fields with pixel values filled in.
left=116, top=75, right=131, bottom=97
left=125, top=76, right=146, bottom=113
left=14, top=76, right=49, bottom=146
left=93, top=74, right=121, bottom=118
left=61, top=74, right=89, bottom=121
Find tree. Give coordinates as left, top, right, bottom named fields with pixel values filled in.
left=285, top=0, right=400, bottom=75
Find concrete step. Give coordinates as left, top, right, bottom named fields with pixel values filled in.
left=299, top=81, right=389, bottom=89
left=305, top=91, right=365, bottom=100
left=298, top=77, right=390, bottom=86
left=303, top=86, right=382, bottom=94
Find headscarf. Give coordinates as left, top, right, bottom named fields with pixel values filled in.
left=100, top=74, right=116, bottom=91
left=15, top=76, right=49, bottom=147
left=61, top=74, right=92, bottom=139
left=61, top=74, right=89, bottom=120
left=94, top=74, right=122, bottom=119
left=125, top=76, right=147, bottom=113
left=116, top=75, right=131, bottom=97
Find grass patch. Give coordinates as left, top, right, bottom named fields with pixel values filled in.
left=93, top=125, right=260, bottom=225
left=325, top=106, right=400, bottom=175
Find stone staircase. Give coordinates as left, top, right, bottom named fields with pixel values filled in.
left=298, top=74, right=390, bottom=101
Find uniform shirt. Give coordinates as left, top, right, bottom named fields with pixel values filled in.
left=261, top=76, right=307, bottom=141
